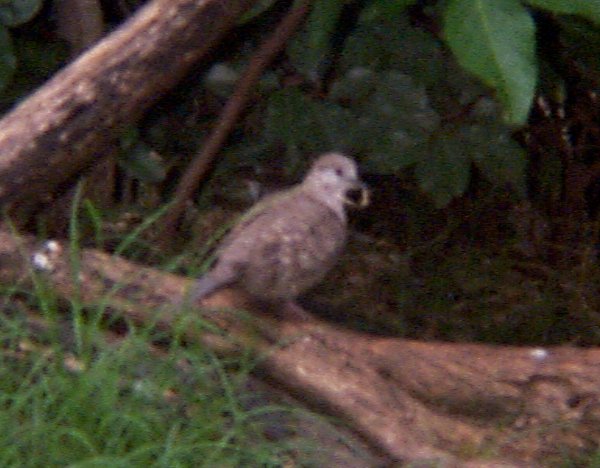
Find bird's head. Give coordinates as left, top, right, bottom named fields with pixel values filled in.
left=302, top=153, right=369, bottom=214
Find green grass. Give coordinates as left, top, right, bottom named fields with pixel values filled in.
left=0, top=300, right=306, bottom=467
left=0, top=197, right=322, bottom=467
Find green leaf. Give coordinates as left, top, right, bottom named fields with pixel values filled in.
left=365, top=71, right=439, bottom=135
left=463, top=125, right=527, bottom=196
left=525, top=0, right=600, bottom=25
left=444, top=0, right=537, bottom=125
left=238, top=0, right=278, bottom=24
left=288, top=0, right=345, bottom=79
left=331, top=69, right=442, bottom=172
left=0, top=37, right=67, bottom=107
left=329, top=67, right=377, bottom=103
left=265, top=88, right=317, bottom=147
left=0, top=0, right=43, bottom=27
left=341, top=17, right=445, bottom=84
left=204, top=63, right=239, bottom=98
left=415, top=136, right=472, bottom=207
left=265, top=88, right=359, bottom=153
left=312, top=102, right=358, bottom=149
left=0, top=25, right=15, bottom=93
left=556, top=17, right=600, bottom=83
left=360, top=0, right=419, bottom=22
left=363, top=139, right=428, bottom=173
left=356, top=71, right=440, bottom=170
left=118, top=142, right=166, bottom=183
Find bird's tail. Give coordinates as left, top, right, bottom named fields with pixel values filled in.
left=191, top=274, right=226, bottom=303
left=184, top=262, right=240, bottom=305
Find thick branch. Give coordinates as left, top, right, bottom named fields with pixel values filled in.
left=0, top=0, right=255, bottom=219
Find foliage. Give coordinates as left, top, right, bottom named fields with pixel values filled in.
left=444, top=0, right=536, bottom=125
left=118, top=128, right=167, bottom=183
left=184, top=0, right=595, bottom=207
left=524, top=0, right=600, bottom=23
left=0, top=0, right=45, bottom=93
left=0, top=0, right=43, bottom=27
left=249, top=0, right=597, bottom=206
left=258, top=4, right=530, bottom=207
left=0, top=307, right=305, bottom=466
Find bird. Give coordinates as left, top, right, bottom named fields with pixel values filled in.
left=189, top=152, right=368, bottom=303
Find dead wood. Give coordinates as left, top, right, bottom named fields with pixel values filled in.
left=2, top=228, right=599, bottom=466
left=0, top=0, right=255, bottom=222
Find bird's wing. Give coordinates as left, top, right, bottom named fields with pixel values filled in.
left=215, top=187, right=298, bottom=254
left=188, top=189, right=297, bottom=299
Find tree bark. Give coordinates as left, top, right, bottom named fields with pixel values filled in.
left=0, top=0, right=255, bottom=221
left=2, top=228, right=599, bottom=466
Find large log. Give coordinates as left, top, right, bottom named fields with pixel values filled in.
left=2, top=228, right=599, bottom=466
left=0, top=0, right=255, bottom=220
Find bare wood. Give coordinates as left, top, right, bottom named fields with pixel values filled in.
left=0, top=0, right=255, bottom=220
left=2, top=228, right=599, bottom=465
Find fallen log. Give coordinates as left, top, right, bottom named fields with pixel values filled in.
left=0, top=0, right=255, bottom=221
left=1, top=228, right=598, bottom=465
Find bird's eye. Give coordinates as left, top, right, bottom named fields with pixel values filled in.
left=334, top=168, right=344, bottom=177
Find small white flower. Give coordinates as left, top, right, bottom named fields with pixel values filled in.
left=530, top=348, right=549, bottom=361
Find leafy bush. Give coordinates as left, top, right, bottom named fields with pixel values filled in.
left=254, top=0, right=598, bottom=206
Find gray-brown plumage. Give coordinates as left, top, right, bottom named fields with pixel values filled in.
left=190, top=153, right=367, bottom=302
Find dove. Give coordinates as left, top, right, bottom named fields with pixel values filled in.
left=190, top=152, right=368, bottom=303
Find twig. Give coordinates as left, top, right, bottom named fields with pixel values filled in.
left=158, top=0, right=312, bottom=239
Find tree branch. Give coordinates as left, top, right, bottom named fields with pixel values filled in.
left=0, top=0, right=255, bottom=222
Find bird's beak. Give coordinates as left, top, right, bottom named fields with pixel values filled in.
left=343, top=181, right=370, bottom=208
